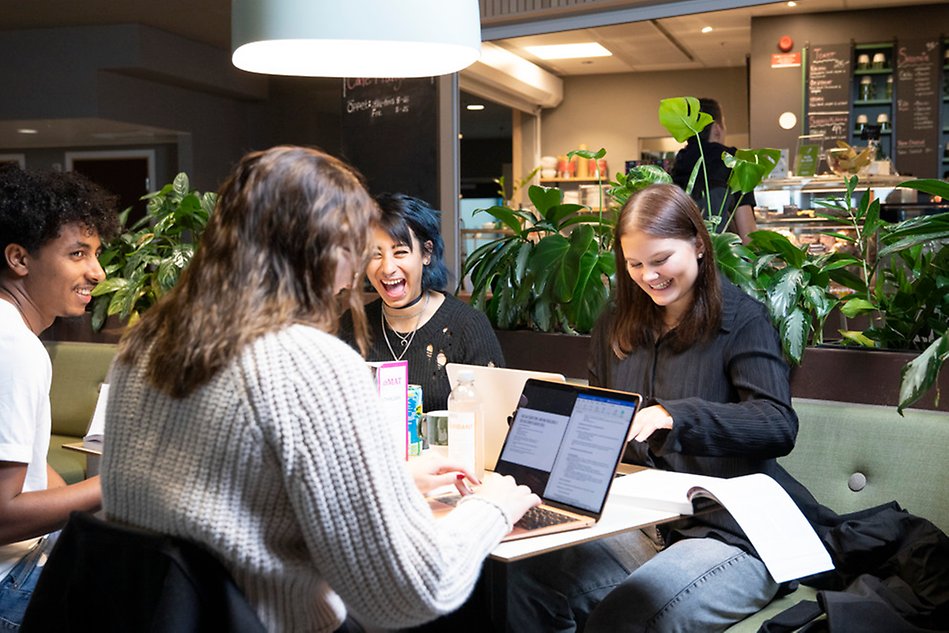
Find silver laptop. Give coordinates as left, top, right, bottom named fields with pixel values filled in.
left=432, top=378, right=642, bottom=541
left=445, top=363, right=565, bottom=471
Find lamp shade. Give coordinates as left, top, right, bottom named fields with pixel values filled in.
left=232, top=0, right=482, bottom=78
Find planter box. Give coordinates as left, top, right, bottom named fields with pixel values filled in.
left=494, top=329, right=591, bottom=380
left=39, top=313, right=124, bottom=345
left=497, top=329, right=947, bottom=412
left=792, top=346, right=947, bottom=412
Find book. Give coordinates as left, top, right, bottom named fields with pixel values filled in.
left=82, top=383, right=110, bottom=449
left=368, top=361, right=409, bottom=460
left=610, top=469, right=834, bottom=583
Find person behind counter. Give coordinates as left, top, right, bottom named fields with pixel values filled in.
left=0, top=165, right=116, bottom=628
left=101, top=146, right=538, bottom=632
left=670, top=97, right=757, bottom=243
left=340, top=193, right=504, bottom=411
left=583, top=183, right=827, bottom=632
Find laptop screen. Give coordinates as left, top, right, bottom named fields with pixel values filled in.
left=494, top=379, right=641, bottom=517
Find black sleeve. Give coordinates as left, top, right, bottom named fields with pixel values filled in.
left=651, top=307, right=798, bottom=459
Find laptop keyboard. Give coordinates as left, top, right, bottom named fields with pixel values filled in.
left=431, top=495, right=576, bottom=530
left=515, top=506, right=575, bottom=530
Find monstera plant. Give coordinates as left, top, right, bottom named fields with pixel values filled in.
left=460, top=183, right=614, bottom=334
left=90, top=173, right=216, bottom=331
left=460, top=146, right=674, bottom=334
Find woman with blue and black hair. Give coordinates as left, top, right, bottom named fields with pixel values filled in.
left=340, top=193, right=504, bottom=411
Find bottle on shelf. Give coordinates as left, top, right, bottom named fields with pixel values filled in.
left=575, top=144, right=589, bottom=179
left=447, top=369, right=485, bottom=479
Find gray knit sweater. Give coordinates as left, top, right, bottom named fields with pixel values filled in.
left=102, top=325, right=509, bottom=632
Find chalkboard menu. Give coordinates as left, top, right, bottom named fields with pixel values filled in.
left=340, top=77, right=438, bottom=205
left=806, top=43, right=852, bottom=148
left=894, top=39, right=940, bottom=178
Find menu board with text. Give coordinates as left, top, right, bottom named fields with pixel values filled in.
left=806, top=43, right=852, bottom=150
left=894, top=39, right=939, bottom=178
left=340, top=77, right=438, bottom=205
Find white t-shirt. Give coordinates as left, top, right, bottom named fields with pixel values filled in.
left=0, top=300, right=50, bottom=577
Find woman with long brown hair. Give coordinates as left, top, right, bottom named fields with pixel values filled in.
left=582, top=184, right=825, bottom=631
left=101, top=146, right=537, bottom=632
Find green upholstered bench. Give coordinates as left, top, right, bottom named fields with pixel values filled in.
left=44, top=341, right=117, bottom=483
left=726, top=397, right=949, bottom=632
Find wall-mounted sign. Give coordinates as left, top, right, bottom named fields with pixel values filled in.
left=771, top=52, right=801, bottom=68
left=894, top=39, right=939, bottom=178
left=340, top=77, right=438, bottom=205
left=805, top=43, right=852, bottom=149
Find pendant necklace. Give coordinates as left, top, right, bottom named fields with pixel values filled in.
left=382, top=292, right=430, bottom=362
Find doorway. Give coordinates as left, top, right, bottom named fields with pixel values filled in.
left=65, top=150, right=156, bottom=228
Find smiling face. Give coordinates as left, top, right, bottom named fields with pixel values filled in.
left=20, top=222, right=105, bottom=324
left=366, top=226, right=430, bottom=307
left=620, top=229, right=702, bottom=326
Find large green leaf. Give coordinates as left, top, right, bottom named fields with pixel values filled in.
left=768, top=267, right=805, bottom=321
left=747, top=230, right=805, bottom=269
left=474, top=205, right=525, bottom=235
left=723, top=148, right=782, bottom=194
left=780, top=308, right=809, bottom=365
left=528, top=186, right=565, bottom=221
left=840, top=297, right=875, bottom=318
left=898, top=335, right=948, bottom=413
left=552, top=225, right=596, bottom=302
left=608, top=165, right=672, bottom=206
left=90, top=276, right=128, bottom=297
left=897, top=179, right=949, bottom=199
left=877, top=212, right=949, bottom=258
left=658, top=97, right=713, bottom=143
left=568, top=147, right=607, bottom=161
left=568, top=275, right=609, bottom=333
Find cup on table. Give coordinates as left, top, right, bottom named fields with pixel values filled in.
left=420, top=410, right=450, bottom=446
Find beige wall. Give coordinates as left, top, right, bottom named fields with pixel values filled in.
left=539, top=67, right=749, bottom=174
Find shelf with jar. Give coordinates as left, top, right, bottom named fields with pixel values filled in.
left=851, top=42, right=895, bottom=160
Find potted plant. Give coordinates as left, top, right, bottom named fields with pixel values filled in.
left=90, top=173, right=216, bottom=331
left=470, top=95, right=947, bottom=412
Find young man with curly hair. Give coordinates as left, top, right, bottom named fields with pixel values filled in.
left=0, top=164, right=118, bottom=628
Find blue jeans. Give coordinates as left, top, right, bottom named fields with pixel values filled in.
left=0, top=534, right=58, bottom=631
left=503, top=529, right=661, bottom=633
left=585, top=537, right=780, bottom=633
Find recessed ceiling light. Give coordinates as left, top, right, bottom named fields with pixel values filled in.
left=523, top=42, right=612, bottom=60
left=701, top=26, right=714, bottom=34
left=16, top=128, right=38, bottom=134
left=787, top=1, right=797, bottom=6
left=466, top=104, right=485, bottom=111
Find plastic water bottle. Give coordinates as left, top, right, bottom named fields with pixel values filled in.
left=447, top=369, right=484, bottom=479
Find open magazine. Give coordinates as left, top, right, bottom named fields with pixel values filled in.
left=83, top=383, right=109, bottom=449
left=610, top=469, right=833, bottom=583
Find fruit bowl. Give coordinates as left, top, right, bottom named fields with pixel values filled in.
left=825, top=144, right=873, bottom=178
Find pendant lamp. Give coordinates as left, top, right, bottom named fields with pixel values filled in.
left=232, top=0, right=482, bottom=78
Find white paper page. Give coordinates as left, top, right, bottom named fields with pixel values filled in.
left=695, top=474, right=834, bottom=583
left=609, top=468, right=722, bottom=515
left=84, top=383, right=109, bottom=442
